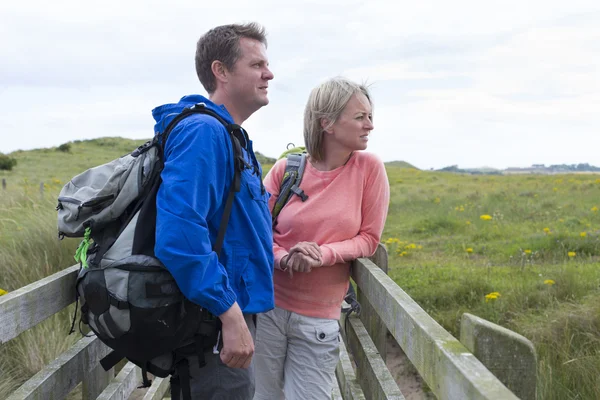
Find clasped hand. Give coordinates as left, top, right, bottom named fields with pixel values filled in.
left=283, top=241, right=323, bottom=276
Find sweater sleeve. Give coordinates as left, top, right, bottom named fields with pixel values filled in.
left=154, top=119, right=237, bottom=316
left=263, top=159, right=289, bottom=270
left=319, top=155, right=390, bottom=266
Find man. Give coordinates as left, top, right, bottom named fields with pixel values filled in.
left=152, top=23, right=275, bottom=399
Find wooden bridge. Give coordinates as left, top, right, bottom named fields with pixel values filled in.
left=1, top=245, right=536, bottom=399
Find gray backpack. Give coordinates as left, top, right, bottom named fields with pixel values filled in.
left=56, top=103, right=246, bottom=398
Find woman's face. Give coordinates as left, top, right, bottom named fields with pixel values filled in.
left=325, top=93, right=373, bottom=152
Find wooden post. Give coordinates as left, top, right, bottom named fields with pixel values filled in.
left=354, top=243, right=388, bottom=361
left=39, top=182, right=44, bottom=198
left=461, top=313, right=537, bottom=400
left=2, top=179, right=5, bottom=190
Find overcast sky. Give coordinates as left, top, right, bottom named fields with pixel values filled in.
left=1, top=0, right=599, bottom=169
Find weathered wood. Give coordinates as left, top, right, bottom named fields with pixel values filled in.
left=96, top=362, right=142, bottom=400
left=0, top=265, right=79, bottom=344
left=39, top=182, right=44, bottom=198
left=7, top=335, right=111, bottom=400
left=142, top=377, right=170, bottom=400
left=336, top=334, right=367, bottom=400
left=355, top=243, right=389, bottom=362
left=352, top=258, right=518, bottom=400
left=461, top=313, right=537, bottom=400
left=2, top=178, right=6, bottom=190
left=343, top=313, right=405, bottom=400
left=332, top=380, right=344, bottom=400
left=83, top=364, right=114, bottom=400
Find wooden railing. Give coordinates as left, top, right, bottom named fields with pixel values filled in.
left=335, top=244, right=536, bottom=400
left=1, top=244, right=536, bottom=399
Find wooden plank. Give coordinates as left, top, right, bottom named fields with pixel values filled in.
left=352, top=258, right=518, bottom=400
left=83, top=364, right=114, bottom=400
left=142, top=377, right=170, bottom=400
left=345, top=314, right=405, bottom=400
left=96, top=362, right=141, bottom=400
left=332, top=380, right=344, bottom=400
left=336, top=335, right=366, bottom=400
left=461, top=313, right=537, bottom=400
left=7, top=335, right=111, bottom=400
left=355, top=243, right=389, bottom=362
left=0, top=265, right=79, bottom=344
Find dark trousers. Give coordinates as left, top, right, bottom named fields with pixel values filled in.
left=171, top=314, right=256, bottom=400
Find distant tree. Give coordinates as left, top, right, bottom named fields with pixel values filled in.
left=57, top=143, right=72, bottom=153
left=438, top=165, right=462, bottom=172
left=0, top=153, right=17, bottom=171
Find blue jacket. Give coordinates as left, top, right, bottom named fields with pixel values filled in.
left=152, top=95, right=274, bottom=316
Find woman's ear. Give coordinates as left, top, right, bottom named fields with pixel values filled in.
left=211, top=60, right=228, bottom=85
left=320, top=118, right=333, bottom=134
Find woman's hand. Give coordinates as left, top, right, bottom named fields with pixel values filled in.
left=288, top=242, right=322, bottom=262
left=281, top=252, right=322, bottom=277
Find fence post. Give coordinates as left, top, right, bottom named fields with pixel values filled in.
left=39, top=182, right=44, bottom=198
left=82, top=364, right=114, bottom=400
left=460, top=313, right=537, bottom=400
left=2, top=179, right=5, bottom=190
left=354, top=243, right=388, bottom=361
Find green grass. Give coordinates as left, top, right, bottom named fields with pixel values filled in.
left=3, top=139, right=600, bottom=398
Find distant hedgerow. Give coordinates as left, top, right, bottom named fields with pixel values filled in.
left=0, top=153, right=17, bottom=171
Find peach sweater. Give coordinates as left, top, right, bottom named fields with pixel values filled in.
left=263, top=151, right=390, bottom=319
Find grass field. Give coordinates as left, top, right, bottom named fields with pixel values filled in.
left=1, top=139, right=600, bottom=399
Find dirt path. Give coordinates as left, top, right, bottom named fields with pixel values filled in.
left=386, top=334, right=435, bottom=399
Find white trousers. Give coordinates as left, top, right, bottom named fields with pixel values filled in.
left=253, top=307, right=340, bottom=400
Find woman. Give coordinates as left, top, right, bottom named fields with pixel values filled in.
left=254, top=77, right=390, bottom=399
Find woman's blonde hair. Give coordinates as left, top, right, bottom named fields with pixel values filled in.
left=303, top=77, right=372, bottom=161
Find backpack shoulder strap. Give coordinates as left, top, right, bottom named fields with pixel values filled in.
left=159, top=102, right=244, bottom=255
left=271, top=152, right=308, bottom=227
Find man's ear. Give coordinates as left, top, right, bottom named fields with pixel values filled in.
left=211, top=60, right=228, bottom=85
left=321, top=118, right=333, bottom=134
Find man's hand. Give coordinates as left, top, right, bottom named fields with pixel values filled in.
left=218, top=302, right=253, bottom=368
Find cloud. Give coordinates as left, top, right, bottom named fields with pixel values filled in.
left=0, top=0, right=599, bottom=170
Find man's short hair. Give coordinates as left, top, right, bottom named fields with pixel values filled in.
left=195, top=23, right=268, bottom=94
left=303, top=77, right=372, bottom=161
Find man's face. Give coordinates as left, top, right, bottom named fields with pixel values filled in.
left=227, top=38, right=274, bottom=113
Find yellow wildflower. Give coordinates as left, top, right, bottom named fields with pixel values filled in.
left=559, top=219, right=565, bottom=223
left=0, top=289, right=7, bottom=296
left=398, top=251, right=408, bottom=257
left=405, top=243, right=417, bottom=249
left=480, top=215, right=493, bottom=221
left=553, top=187, right=558, bottom=192
left=596, top=179, right=600, bottom=184
left=466, top=221, right=471, bottom=225
left=485, top=292, right=500, bottom=302
left=592, top=206, right=598, bottom=212
left=568, top=251, right=576, bottom=258
left=385, top=238, right=401, bottom=245
left=543, top=227, right=551, bottom=234
left=580, top=232, right=587, bottom=238
left=544, top=279, right=555, bottom=286
left=524, top=249, right=532, bottom=255
left=433, top=197, right=441, bottom=204
left=466, top=248, right=473, bottom=253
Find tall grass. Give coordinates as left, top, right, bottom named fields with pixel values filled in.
left=0, top=187, right=79, bottom=398
left=384, top=168, right=600, bottom=399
